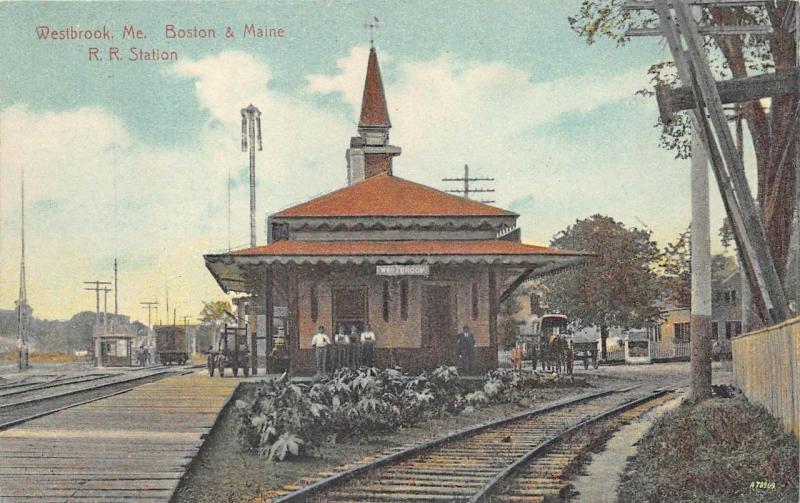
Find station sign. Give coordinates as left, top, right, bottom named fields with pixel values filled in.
left=376, top=264, right=430, bottom=276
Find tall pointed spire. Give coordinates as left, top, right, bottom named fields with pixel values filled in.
left=346, top=46, right=401, bottom=185
left=358, top=47, right=391, bottom=130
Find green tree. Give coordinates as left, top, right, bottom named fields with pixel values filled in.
left=569, top=2, right=798, bottom=282
left=198, top=300, right=233, bottom=351
left=543, top=215, right=661, bottom=358
left=199, top=300, right=233, bottom=325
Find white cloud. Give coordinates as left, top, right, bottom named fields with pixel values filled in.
left=306, top=47, right=690, bottom=245
left=1, top=51, right=352, bottom=320
left=1, top=47, right=730, bottom=321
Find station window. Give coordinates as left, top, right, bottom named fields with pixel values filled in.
left=400, top=279, right=409, bottom=320
left=471, top=282, right=479, bottom=320
left=310, top=285, right=318, bottom=322
left=382, top=280, right=390, bottom=322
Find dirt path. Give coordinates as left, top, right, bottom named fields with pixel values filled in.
left=569, top=394, right=684, bottom=503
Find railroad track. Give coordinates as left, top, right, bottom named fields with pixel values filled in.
left=269, top=386, right=675, bottom=502
left=0, top=365, right=198, bottom=431
left=0, top=372, right=113, bottom=398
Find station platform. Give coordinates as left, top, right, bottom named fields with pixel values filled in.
left=0, top=371, right=239, bottom=502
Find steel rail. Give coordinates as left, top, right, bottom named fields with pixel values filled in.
left=0, top=368, right=197, bottom=431
left=272, top=386, right=639, bottom=503
left=0, top=367, right=172, bottom=410
left=0, top=373, right=113, bottom=398
left=469, top=388, right=671, bottom=502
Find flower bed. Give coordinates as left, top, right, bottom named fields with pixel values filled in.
left=235, top=366, right=584, bottom=461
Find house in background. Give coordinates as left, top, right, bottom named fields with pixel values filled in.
left=712, top=270, right=743, bottom=342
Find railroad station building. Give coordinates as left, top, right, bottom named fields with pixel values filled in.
left=204, top=47, right=587, bottom=375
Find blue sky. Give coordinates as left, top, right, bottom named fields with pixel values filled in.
left=0, top=1, right=739, bottom=321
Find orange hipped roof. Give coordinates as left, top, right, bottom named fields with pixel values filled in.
left=273, top=173, right=516, bottom=218
left=231, top=240, right=581, bottom=257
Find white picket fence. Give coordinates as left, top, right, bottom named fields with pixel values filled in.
left=652, top=341, right=691, bottom=360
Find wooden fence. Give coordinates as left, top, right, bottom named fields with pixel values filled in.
left=732, top=317, right=800, bottom=436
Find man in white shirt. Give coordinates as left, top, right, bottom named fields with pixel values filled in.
left=360, top=324, right=377, bottom=368
left=310, top=325, right=331, bottom=376
left=334, top=324, right=350, bottom=370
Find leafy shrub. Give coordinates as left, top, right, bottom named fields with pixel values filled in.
left=617, top=396, right=799, bottom=503
left=235, top=366, right=584, bottom=462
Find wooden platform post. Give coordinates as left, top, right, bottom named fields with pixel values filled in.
left=264, top=266, right=274, bottom=373
left=488, top=267, right=498, bottom=370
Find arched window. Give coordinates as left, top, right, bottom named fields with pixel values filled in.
left=471, top=281, right=479, bottom=320
left=400, top=279, right=409, bottom=320
left=382, top=280, right=390, bottom=322
left=310, top=285, right=318, bottom=322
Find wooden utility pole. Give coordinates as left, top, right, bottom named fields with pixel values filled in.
left=113, top=258, right=119, bottom=331
left=623, top=0, right=790, bottom=399
left=85, top=280, right=111, bottom=365
left=140, top=300, right=159, bottom=345
left=442, top=164, right=495, bottom=203
left=181, top=315, right=194, bottom=353
left=102, top=286, right=110, bottom=334
left=690, top=129, right=712, bottom=397
left=241, top=104, right=263, bottom=248
left=84, top=281, right=111, bottom=332
left=17, top=165, right=28, bottom=371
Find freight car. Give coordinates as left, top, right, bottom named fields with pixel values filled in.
left=154, top=325, right=189, bottom=365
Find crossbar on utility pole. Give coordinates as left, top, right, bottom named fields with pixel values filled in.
left=626, top=0, right=790, bottom=325
left=140, top=300, right=159, bottom=346
left=673, top=0, right=790, bottom=323
left=85, top=280, right=111, bottom=366
left=442, top=164, right=496, bottom=203
left=621, top=0, right=792, bottom=399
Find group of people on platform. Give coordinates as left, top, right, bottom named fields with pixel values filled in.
left=310, top=324, right=377, bottom=376
left=310, top=324, right=477, bottom=377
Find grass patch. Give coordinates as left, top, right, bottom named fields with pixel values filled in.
left=0, top=352, right=84, bottom=363
left=617, top=395, right=799, bottom=503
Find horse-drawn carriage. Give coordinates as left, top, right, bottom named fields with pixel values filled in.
left=530, top=314, right=575, bottom=375
left=208, top=323, right=250, bottom=377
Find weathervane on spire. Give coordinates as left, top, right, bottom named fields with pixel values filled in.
left=364, top=16, right=379, bottom=47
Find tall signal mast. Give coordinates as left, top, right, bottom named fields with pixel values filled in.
left=241, top=104, right=263, bottom=248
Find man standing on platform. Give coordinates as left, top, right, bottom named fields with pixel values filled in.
left=349, top=325, right=361, bottom=368
left=360, top=324, right=376, bottom=367
left=310, top=325, right=330, bottom=376
left=334, top=324, right=350, bottom=371
left=457, top=325, right=475, bottom=375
